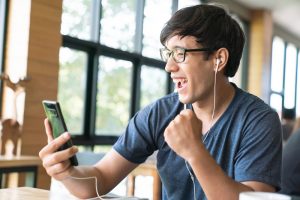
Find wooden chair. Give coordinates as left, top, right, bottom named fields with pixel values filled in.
left=127, top=153, right=161, bottom=200
left=0, top=73, right=28, bottom=157
left=0, top=119, right=22, bottom=157
left=0, top=73, right=29, bottom=187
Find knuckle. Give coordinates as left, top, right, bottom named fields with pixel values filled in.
left=38, top=150, right=43, bottom=158
left=55, top=162, right=65, bottom=171
left=173, top=116, right=181, bottom=124
left=42, top=160, right=48, bottom=168
left=52, top=154, right=60, bottom=164
left=52, top=141, right=62, bottom=151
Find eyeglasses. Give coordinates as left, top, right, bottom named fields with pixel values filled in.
left=159, top=46, right=213, bottom=63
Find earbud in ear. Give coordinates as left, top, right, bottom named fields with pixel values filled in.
left=215, top=58, right=220, bottom=72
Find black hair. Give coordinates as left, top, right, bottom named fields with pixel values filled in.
left=160, top=4, right=245, bottom=77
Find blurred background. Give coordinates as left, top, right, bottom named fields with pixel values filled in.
left=0, top=0, right=300, bottom=199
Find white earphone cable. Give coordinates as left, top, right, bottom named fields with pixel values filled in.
left=183, top=62, right=217, bottom=200
left=185, top=160, right=196, bottom=200
left=68, top=175, right=104, bottom=200
left=212, top=66, right=217, bottom=120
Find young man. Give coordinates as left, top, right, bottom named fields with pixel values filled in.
left=39, top=4, right=282, bottom=200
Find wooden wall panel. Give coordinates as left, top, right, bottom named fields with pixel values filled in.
left=248, top=10, right=273, bottom=102
left=4, top=0, right=63, bottom=189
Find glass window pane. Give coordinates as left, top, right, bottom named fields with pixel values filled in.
left=270, top=93, right=282, bottom=115
left=0, top=0, right=6, bottom=71
left=140, top=66, right=168, bottom=109
left=100, top=0, right=136, bottom=51
left=178, top=0, right=200, bottom=9
left=297, top=52, right=300, bottom=117
left=142, top=0, right=172, bottom=59
left=58, top=48, right=87, bottom=134
left=284, top=44, right=297, bottom=109
left=96, top=57, right=133, bottom=136
left=61, top=0, right=93, bottom=40
left=271, top=36, right=285, bottom=92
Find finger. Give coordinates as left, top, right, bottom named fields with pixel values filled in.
left=39, top=132, right=72, bottom=158
left=43, top=145, right=78, bottom=167
left=180, top=109, right=193, bottom=116
left=46, top=160, right=72, bottom=177
left=44, top=118, right=54, bottom=143
left=180, top=110, right=186, bottom=115
left=173, top=114, right=184, bottom=124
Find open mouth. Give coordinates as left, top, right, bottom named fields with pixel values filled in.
left=174, top=78, right=188, bottom=89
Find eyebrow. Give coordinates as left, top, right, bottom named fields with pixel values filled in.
left=164, top=45, right=184, bottom=50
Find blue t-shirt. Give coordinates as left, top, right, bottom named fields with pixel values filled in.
left=113, top=85, right=282, bottom=200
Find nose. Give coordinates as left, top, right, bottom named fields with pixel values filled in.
left=164, top=58, right=179, bottom=73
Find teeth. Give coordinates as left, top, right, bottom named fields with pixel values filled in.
left=173, top=78, right=187, bottom=84
left=173, top=78, right=188, bottom=89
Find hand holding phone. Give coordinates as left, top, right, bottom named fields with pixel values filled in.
left=42, top=100, right=78, bottom=166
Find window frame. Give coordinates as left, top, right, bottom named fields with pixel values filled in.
left=62, top=36, right=169, bottom=146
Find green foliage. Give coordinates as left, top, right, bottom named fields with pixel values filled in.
left=95, top=58, right=132, bottom=135
left=58, top=48, right=86, bottom=134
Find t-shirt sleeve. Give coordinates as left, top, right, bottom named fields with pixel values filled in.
left=113, top=104, right=157, bottom=164
left=234, top=109, right=282, bottom=190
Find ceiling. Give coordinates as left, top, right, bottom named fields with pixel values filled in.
left=234, top=0, right=300, bottom=39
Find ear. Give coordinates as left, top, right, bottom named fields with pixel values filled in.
left=213, top=48, right=229, bottom=72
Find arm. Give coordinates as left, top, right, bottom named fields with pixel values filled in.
left=187, top=144, right=275, bottom=200
left=164, top=110, right=276, bottom=200
left=39, top=119, right=138, bottom=199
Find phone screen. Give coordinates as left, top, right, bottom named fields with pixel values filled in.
left=42, top=100, right=78, bottom=166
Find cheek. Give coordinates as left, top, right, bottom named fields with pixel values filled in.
left=188, top=68, right=213, bottom=93
left=188, top=68, right=206, bottom=84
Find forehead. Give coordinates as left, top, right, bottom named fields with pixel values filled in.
left=165, top=35, right=200, bottom=49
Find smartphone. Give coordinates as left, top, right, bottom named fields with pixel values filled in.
left=42, top=100, right=78, bottom=166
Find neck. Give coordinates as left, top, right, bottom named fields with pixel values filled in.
left=192, top=80, right=235, bottom=133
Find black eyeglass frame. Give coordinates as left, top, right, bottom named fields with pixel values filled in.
left=159, top=46, right=215, bottom=63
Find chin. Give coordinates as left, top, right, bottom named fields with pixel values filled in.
left=178, top=95, right=191, bottom=104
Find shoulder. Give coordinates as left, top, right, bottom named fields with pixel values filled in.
left=227, top=86, right=281, bottom=140
left=131, top=92, right=182, bottom=129
left=233, top=86, right=279, bottom=120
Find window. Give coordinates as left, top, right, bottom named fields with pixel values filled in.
left=58, top=48, right=87, bottom=134
left=142, top=0, right=173, bottom=58
left=0, top=0, right=8, bottom=109
left=59, top=0, right=248, bottom=147
left=60, top=0, right=177, bottom=146
left=60, top=0, right=94, bottom=41
left=100, top=0, right=136, bottom=51
left=95, top=57, right=133, bottom=136
left=270, top=36, right=299, bottom=117
left=284, top=44, right=297, bottom=109
left=0, top=0, right=8, bottom=73
left=140, top=65, right=168, bottom=108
